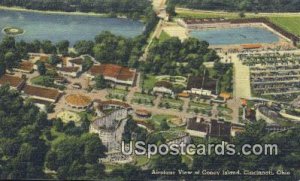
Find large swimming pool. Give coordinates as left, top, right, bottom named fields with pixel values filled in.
left=190, top=27, right=280, bottom=45
left=0, top=10, right=144, bottom=45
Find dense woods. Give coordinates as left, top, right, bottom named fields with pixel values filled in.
left=169, top=0, right=300, bottom=12
left=0, top=0, right=151, bottom=18
left=0, top=86, right=107, bottom=179
left=143, top=37, right=219, bottom=76
left=0, top=86, right=49, bottom=179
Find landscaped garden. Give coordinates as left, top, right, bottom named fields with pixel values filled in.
left=31, top=75, right=65, bottom=90
left=106, top=88, right=128, bottom=101
left=57, top=111, right=81, bottom=125
left=147, top=114, right=177, bottom=131
left=131, top=92, right=156, bottom=106
left=187, top=101, right=212, bottom=114
left=141, top=74, right=187, bottom=91
left=159, top=98, right=184, bottom=111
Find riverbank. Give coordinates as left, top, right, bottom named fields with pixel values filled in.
left=0, top=5, right=110, bottom=17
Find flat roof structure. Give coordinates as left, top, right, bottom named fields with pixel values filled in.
left=187, top=76, right=217, bottom=93
left=14, top=61, right=34, bottom=73
left=23, top=85, right=61, bottom=103
left=0, top=74, right=25, bottom=90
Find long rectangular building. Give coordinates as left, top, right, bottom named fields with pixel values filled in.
left=0, top=74, right=26, bottom=91
left=22, top=85, right=62, bottom=103
left=87, top=64, right=137, bottom=86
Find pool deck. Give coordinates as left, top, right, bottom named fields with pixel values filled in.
left=163, top=19, right=295, bottom=50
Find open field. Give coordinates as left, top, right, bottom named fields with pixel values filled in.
left=176, top=8, right=300, bottom=36
left=269, top=17, right=300, bottom=37
left=159, top=30, right=171, bottom=41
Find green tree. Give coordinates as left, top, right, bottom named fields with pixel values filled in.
left=48, top=54, right=61, bottom=65
left=74, top=40, right=94, bottom=55
left=37, top=62, right=46, bottom=75
left=166, top=3, right=176, bottom=18
left=41, top=40, right=56, bottom=54
left=0, top=60, right=6, bottom=76
left=56, top=40, right=69, bottom=55
left=160, top=119, right=170, bottom=130
left=94, top=75, right=107, bottom=89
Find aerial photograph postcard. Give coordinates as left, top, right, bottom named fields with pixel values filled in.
left=0, top=0, right=299, bottom=180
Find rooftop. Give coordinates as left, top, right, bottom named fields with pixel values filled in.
left=135, top=109, right=152, bottom=116
left=17, top=61, right=34, bottom=72
left=23, top=85, right=61, bottom=101
left=69, top=57, right=84, bottom=65
left=57, top=66, right=80, bottom=73
left=0, top=74, right=25, bottom=88
left=89, top=64, right=136, bottom=81
left=65, top=94, right=92, bottom=107
left=187, top=76, right=217, bottom=92
left=98, top=100, right=131, bottom=109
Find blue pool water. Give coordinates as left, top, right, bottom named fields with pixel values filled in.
left=190, top=27, right=280, bottom=45
left=0, top=10, right=144, bottom=45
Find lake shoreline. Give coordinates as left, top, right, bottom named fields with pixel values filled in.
left=0, top=5, right=111, bottom=17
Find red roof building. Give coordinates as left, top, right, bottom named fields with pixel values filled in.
left=22, top=85, right=62, bottom=103
left=88, top=64, right=136, bottom=86
left=0, top=74, right=26, bottom=90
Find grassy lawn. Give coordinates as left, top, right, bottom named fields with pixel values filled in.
left=134, top=156, right=150, bottom=167
left=77, top=111, right=95, bottom=121
left=269, top=17, right=300, bottom=36
left=142, top=75, right=157, bottom=91
left=217, top=106, right=233, bottom=114
left=188, top=101, right=212, bottom=114
left=160, top=98, right=184, bottom=110
left=159, top=30, right=171, bottom=42
left=31, top=75, right=65, bottom=90
left=106, top=88, right=128, bottom=101
left=149, top=114, right=177, bottom=130
left=131, top=92, right=156, bottom=106
left=176, top=8, right=240, bottom=19
left=142, top=75, right=187, bottom=91
left=182, top=155, right=193, bottom=168
left=176, top=8, right=300, bottom=36
left=104, top=163, right=123, bottom=173
left=31, top=75, right=54, bottom=86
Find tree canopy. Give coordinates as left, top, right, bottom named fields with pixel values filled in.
left=169, top=0, right=300, bottom=12
left=0, top=85, right=49, bottom=179
left=0, top=0, right=151, bottom=18
left=144, top=37, right=218, bottom=76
